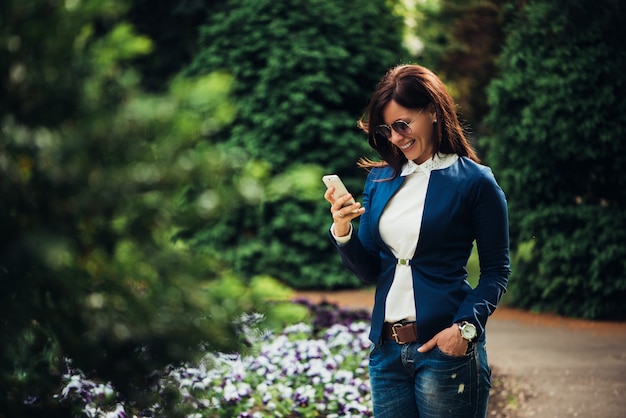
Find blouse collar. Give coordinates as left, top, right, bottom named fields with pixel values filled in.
left=400, top=153, right=459, bottom=176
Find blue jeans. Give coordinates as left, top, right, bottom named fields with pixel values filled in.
left=368, top=339, right=491, bottom=417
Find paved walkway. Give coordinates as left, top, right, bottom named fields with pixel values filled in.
left=296, top=289, right=626, bottom=418
left=487, top=308, right=626, bottom=417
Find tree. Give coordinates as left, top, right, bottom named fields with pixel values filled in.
left=1, top=1, right=294, bottom=415
left=485, top=0, right=626, bottom=319
left=125, top=0, right=228, bottom=92
left=183, top=0, right=409, bottom=289
left=411, top=0, right=509, bottom=143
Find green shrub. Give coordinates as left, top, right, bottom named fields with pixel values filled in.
left=183, top=0, right=409, bottom=289
left=485, top=0, right=626, bottom=318
left=509, top=206, right=626, bottom=318
left=1, top=1, right=290, bottom=415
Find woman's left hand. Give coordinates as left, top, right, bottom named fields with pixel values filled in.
left=417, top=324, right=469, bottom=356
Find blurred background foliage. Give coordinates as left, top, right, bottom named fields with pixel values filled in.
left=180, top=0, right=409, bottom=289
left=485, top=0, right=626, bottom=319
left=2, top=0, right=626, bottom=415
left=1, top=0, right=304, bottom=416
left=411, top=0, right=509, bottom=140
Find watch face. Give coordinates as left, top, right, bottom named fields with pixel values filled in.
left=461, top=323, right=477, bottom=339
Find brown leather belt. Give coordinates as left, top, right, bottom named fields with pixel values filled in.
left=382, top=321, right=418, bottom=344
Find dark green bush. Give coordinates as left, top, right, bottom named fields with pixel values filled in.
left=485, top=0, right=626, bottom=319
left=183, top=0, right=409, bottom=289
left=510, top=206, right=626, bottom=318
left=1, top=1, right=295, bottom=415
left=125, top=0, right=226, bottom=92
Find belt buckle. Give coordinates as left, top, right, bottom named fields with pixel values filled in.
left=391, top=323, right=406, bottom=345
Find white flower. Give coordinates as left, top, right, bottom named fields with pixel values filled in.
left=104, top=403, right=125, bottom=418
left=61, top=375, right=83, bottom=397
left=223, top=382, right=240, bottom=402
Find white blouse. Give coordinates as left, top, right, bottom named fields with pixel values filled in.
left=332, top=153, right=459, bottom=322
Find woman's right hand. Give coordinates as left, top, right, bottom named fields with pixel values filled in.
left=324, top=187, right=365, bottom=237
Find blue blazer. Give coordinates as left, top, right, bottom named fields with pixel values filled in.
left=331, top=157, right=510, bottom=344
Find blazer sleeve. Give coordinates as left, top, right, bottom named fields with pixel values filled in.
left=453, top=167, right=510, bottom=338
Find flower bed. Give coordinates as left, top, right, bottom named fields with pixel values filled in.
left=59, top=301, right=374, bottom=417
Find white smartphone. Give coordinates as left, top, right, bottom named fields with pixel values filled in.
left=322, top=174, right=358, bottom=210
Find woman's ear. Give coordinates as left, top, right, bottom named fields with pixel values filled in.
left=428, top=103, right=437, bottom=123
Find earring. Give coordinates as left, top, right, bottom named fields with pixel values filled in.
left=433, top=119, right=437, bottom=123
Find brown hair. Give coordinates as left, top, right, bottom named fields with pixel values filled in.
left=357, top=64, right=479, bottom=177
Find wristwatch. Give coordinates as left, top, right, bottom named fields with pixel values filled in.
left=457, top=321, right=477, bottom=342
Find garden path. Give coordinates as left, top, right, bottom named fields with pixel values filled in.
left=295, top=289, right=626, bottom=418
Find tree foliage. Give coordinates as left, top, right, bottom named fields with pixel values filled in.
left=485, top=0, right=626, bottom=319
left=183, top=0, right=409, bottom=289
left=411, top=0, right=508, bottom=139
left=125, top=0, right=227, bottom=92
left=1, top=1, right=297, bottom=416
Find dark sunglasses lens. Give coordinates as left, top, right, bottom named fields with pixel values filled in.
left=391, top=121, right=411, bottom=135
left=375, top=125, right=392, bottom=138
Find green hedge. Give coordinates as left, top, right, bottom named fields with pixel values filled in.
left=511, top=206, right=626, bottom=318
left=183, top=0, right=409, bottom=289
left=485, top=0, right=626, bottom=318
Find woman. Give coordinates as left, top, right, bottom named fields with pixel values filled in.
left=324, top=64, right=510, bottom=417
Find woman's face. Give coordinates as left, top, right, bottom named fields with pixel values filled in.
left=381, top=100, right=436, bottom=165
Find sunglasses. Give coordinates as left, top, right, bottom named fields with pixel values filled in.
left=375, top=109, right=424, bottom=139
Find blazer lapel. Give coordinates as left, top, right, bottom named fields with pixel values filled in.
left=419, top=170, right=456, bottom=253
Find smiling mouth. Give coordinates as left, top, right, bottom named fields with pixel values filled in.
left=399, top=139, right=415, bottom=150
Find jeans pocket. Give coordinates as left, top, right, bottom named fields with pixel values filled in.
left=433, top=345, right=472, bottom=360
